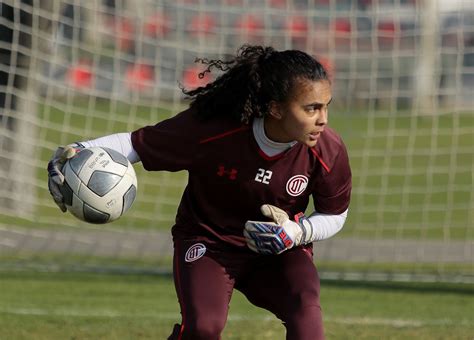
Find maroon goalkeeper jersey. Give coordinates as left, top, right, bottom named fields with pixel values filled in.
left=131, top=109, right=351, bottom=248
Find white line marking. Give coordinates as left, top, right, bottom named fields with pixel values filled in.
left=0, top=307, right=471, bottom=327
left=0, top=238, right=18, bottom=247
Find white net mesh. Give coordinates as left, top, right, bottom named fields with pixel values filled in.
left=0, top=0, right=472, bottom=282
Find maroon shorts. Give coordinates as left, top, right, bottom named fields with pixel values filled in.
left=168, top=238, right=324, bottom=340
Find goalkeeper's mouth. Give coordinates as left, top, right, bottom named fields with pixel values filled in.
left=308, top=132, right=321, bottom=141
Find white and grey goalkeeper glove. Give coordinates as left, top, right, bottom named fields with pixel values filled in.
left=47, top=143, right=84, bottom=212
left=244, top=204, right=315, bottom=255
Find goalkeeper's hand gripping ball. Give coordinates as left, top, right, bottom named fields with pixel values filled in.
left=47, top=144, right=84, bottom=212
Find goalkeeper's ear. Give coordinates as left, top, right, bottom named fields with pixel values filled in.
left=268, top=101, right=283, bottom=120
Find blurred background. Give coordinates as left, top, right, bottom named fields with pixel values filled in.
left=0, top=0, right=472, bottom=283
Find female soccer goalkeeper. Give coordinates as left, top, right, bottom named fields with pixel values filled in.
left=48, top=45, right=351, bottom=340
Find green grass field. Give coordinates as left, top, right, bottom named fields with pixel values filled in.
left=1, top=271, right=473, bottom=339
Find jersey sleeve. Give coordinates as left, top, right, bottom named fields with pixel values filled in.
left=131, top=110, right=198, bottom=171
left=312, top=136, right=352, bottom=215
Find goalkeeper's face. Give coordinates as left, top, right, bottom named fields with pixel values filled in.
left=266, top=79, right=332, bottom=147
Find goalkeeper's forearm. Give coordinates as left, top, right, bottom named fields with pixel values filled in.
left=301, top=209, right=348, bottom=243
left=78, top=132, right=140, bottom=164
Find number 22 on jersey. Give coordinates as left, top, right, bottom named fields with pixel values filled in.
left=255, top=168, right=272, bottom=184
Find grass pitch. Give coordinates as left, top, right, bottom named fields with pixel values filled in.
left=0, top=271, right=472, bottom=339
left=1, top=102, right=472, bottom=338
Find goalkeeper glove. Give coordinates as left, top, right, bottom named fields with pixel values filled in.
left=244, top=204, right=315, bottom=255
left=47, top=143, right=83, bottom=212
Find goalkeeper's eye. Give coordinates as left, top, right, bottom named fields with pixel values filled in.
left=304, top=104, right=323, bottom=115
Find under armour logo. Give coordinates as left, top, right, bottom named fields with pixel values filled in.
left=217, top=165, right=238, bottom=180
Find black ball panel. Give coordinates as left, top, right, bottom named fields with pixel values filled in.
left=103, top=147, right=129, bottom=167
left=83, top=202, right=110, bottom=224
left=122, top=184, right=137, bottom=214
left=69, top=149, right=93, bottom=176
left=88, top=171, right=122, bottom=196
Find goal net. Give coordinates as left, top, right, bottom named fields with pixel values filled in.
left=0, top=0, right=472, bottom=282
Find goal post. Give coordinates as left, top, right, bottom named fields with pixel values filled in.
left=0, top=0, right=472, bottom=283
left=0, top=0, right=55, bottom=217
left=415, top=0, right=439, bottom=114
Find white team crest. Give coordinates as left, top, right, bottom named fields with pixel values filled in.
left=286, top=175, right=309, bottom=196
left=185, top=243, right=206, bottom=262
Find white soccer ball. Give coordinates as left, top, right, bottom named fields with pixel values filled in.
left=59, top=146, right=138, bottom=224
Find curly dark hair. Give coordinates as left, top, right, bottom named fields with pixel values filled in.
left=181, top=45, right=329, bottom=124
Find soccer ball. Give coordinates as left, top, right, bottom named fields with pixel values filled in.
left=59, top=147, right=138, bottom=224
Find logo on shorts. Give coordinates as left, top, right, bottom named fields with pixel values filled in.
left=185, top=243, right=206, bottom=262
left=286, top=175, right=309, bottom=197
